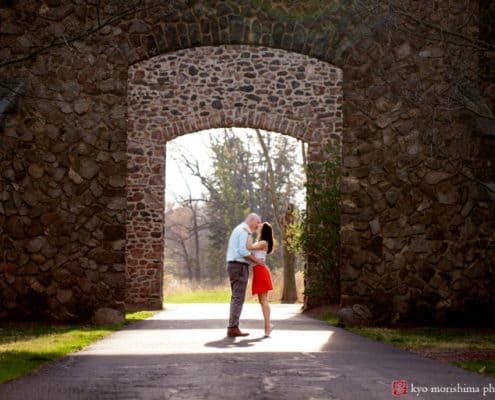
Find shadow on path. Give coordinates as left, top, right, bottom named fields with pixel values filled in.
left=205, top=335, right=266, bottom=349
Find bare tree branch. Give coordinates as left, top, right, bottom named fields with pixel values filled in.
left=390, top=4, right=494, bottom=51
left=0, top=0, right=176, bottom=69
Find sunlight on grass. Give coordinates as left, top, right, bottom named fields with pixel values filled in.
left=316, top=312, right=340, bottom=326
left=163, top=289, right=280, bottom=304
left=164, top=290, right=254, bottom=303
left=125, top=310, right=156, bottom=323
left=163, top=270, right=305, bottom=305
left=0, top=310, right=156, bottom=384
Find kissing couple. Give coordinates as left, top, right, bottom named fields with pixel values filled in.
left=226, top=213, right=275, bottom=338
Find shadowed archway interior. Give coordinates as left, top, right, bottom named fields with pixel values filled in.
left=126, top=45, right=343, bottom=308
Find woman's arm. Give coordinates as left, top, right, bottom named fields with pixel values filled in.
left=246, top=233, right=254, bottom=250
left=247, top=240, right=268, bottom=250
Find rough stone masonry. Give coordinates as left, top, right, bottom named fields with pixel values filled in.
left=0, top=0, right=493, bottom=325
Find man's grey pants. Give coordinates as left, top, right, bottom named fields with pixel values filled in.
left=227, top=261, right=249, bottom=328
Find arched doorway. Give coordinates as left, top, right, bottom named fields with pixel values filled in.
left=125, top=45, right=343, bottom=309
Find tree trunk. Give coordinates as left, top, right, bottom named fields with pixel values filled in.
left=179, top=240, right=193, bottom=282
left=191, top=203, right=201, bottom=284
left=255, top=129, right=298, bottom=303
left=281, top=204, right=298, bottom=303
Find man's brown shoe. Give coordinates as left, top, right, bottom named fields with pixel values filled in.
left=227, top=327, right=249, bottom=337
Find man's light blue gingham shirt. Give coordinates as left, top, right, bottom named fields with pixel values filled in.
left=226, top=222, right=251, bottom=263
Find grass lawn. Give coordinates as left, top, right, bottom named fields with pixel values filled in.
left=165, top=290, right=262, bottom=304
left=0, top=310, right=156, bottom=384
left=346, top=326, right=495, bottom=351
left=165, top=290, right=232, bottom=303
left=312, top=310, right=340, bottom=326
left=453, top=360, right=495, bottom=378
left=316, top=312, right=495, bottom=380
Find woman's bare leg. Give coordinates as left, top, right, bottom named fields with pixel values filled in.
left=258, top=292, right=272, bottom=335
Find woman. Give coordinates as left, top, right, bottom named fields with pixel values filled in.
left=247, top=222, right=274, bottom=337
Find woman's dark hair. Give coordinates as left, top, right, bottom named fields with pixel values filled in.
left=260, top=222, right=274, bottom=254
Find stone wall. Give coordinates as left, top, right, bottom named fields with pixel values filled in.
left=0, top=0, right=493, bottom=324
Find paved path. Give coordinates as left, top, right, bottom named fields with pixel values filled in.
left=1, top=304, right=494, bottom=399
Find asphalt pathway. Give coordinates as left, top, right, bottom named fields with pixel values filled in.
left=1, top=304, right=493, bottom=399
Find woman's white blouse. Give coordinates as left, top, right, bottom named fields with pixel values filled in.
left=251, top=249, right=267, bottom=261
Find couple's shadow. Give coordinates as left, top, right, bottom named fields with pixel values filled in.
left=205, top=335, right=268, bottom=349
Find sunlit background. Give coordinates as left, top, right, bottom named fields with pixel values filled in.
left=164, top=128, right=307, bottom=302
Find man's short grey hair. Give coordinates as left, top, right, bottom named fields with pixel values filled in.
left=245, top=213, right=261, bottom=222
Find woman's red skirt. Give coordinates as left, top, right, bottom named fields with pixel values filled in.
left=252, top=264, right=273, bottom=295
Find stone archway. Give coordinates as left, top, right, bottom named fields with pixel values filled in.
left=125, top=45, right=343, bottom=308
left=2, top=1, right=492, bottom=325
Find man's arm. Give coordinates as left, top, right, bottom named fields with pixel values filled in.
left=237, top=229, right=265, bottom=265
left=247, top=240, right=268, bottom=251
left=244, top=253, right=265, bottom=265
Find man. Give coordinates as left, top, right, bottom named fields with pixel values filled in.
left=226, top=213, right=264, bottom=337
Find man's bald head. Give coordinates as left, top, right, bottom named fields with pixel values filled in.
left=245, top=213, right=261, bottom=232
